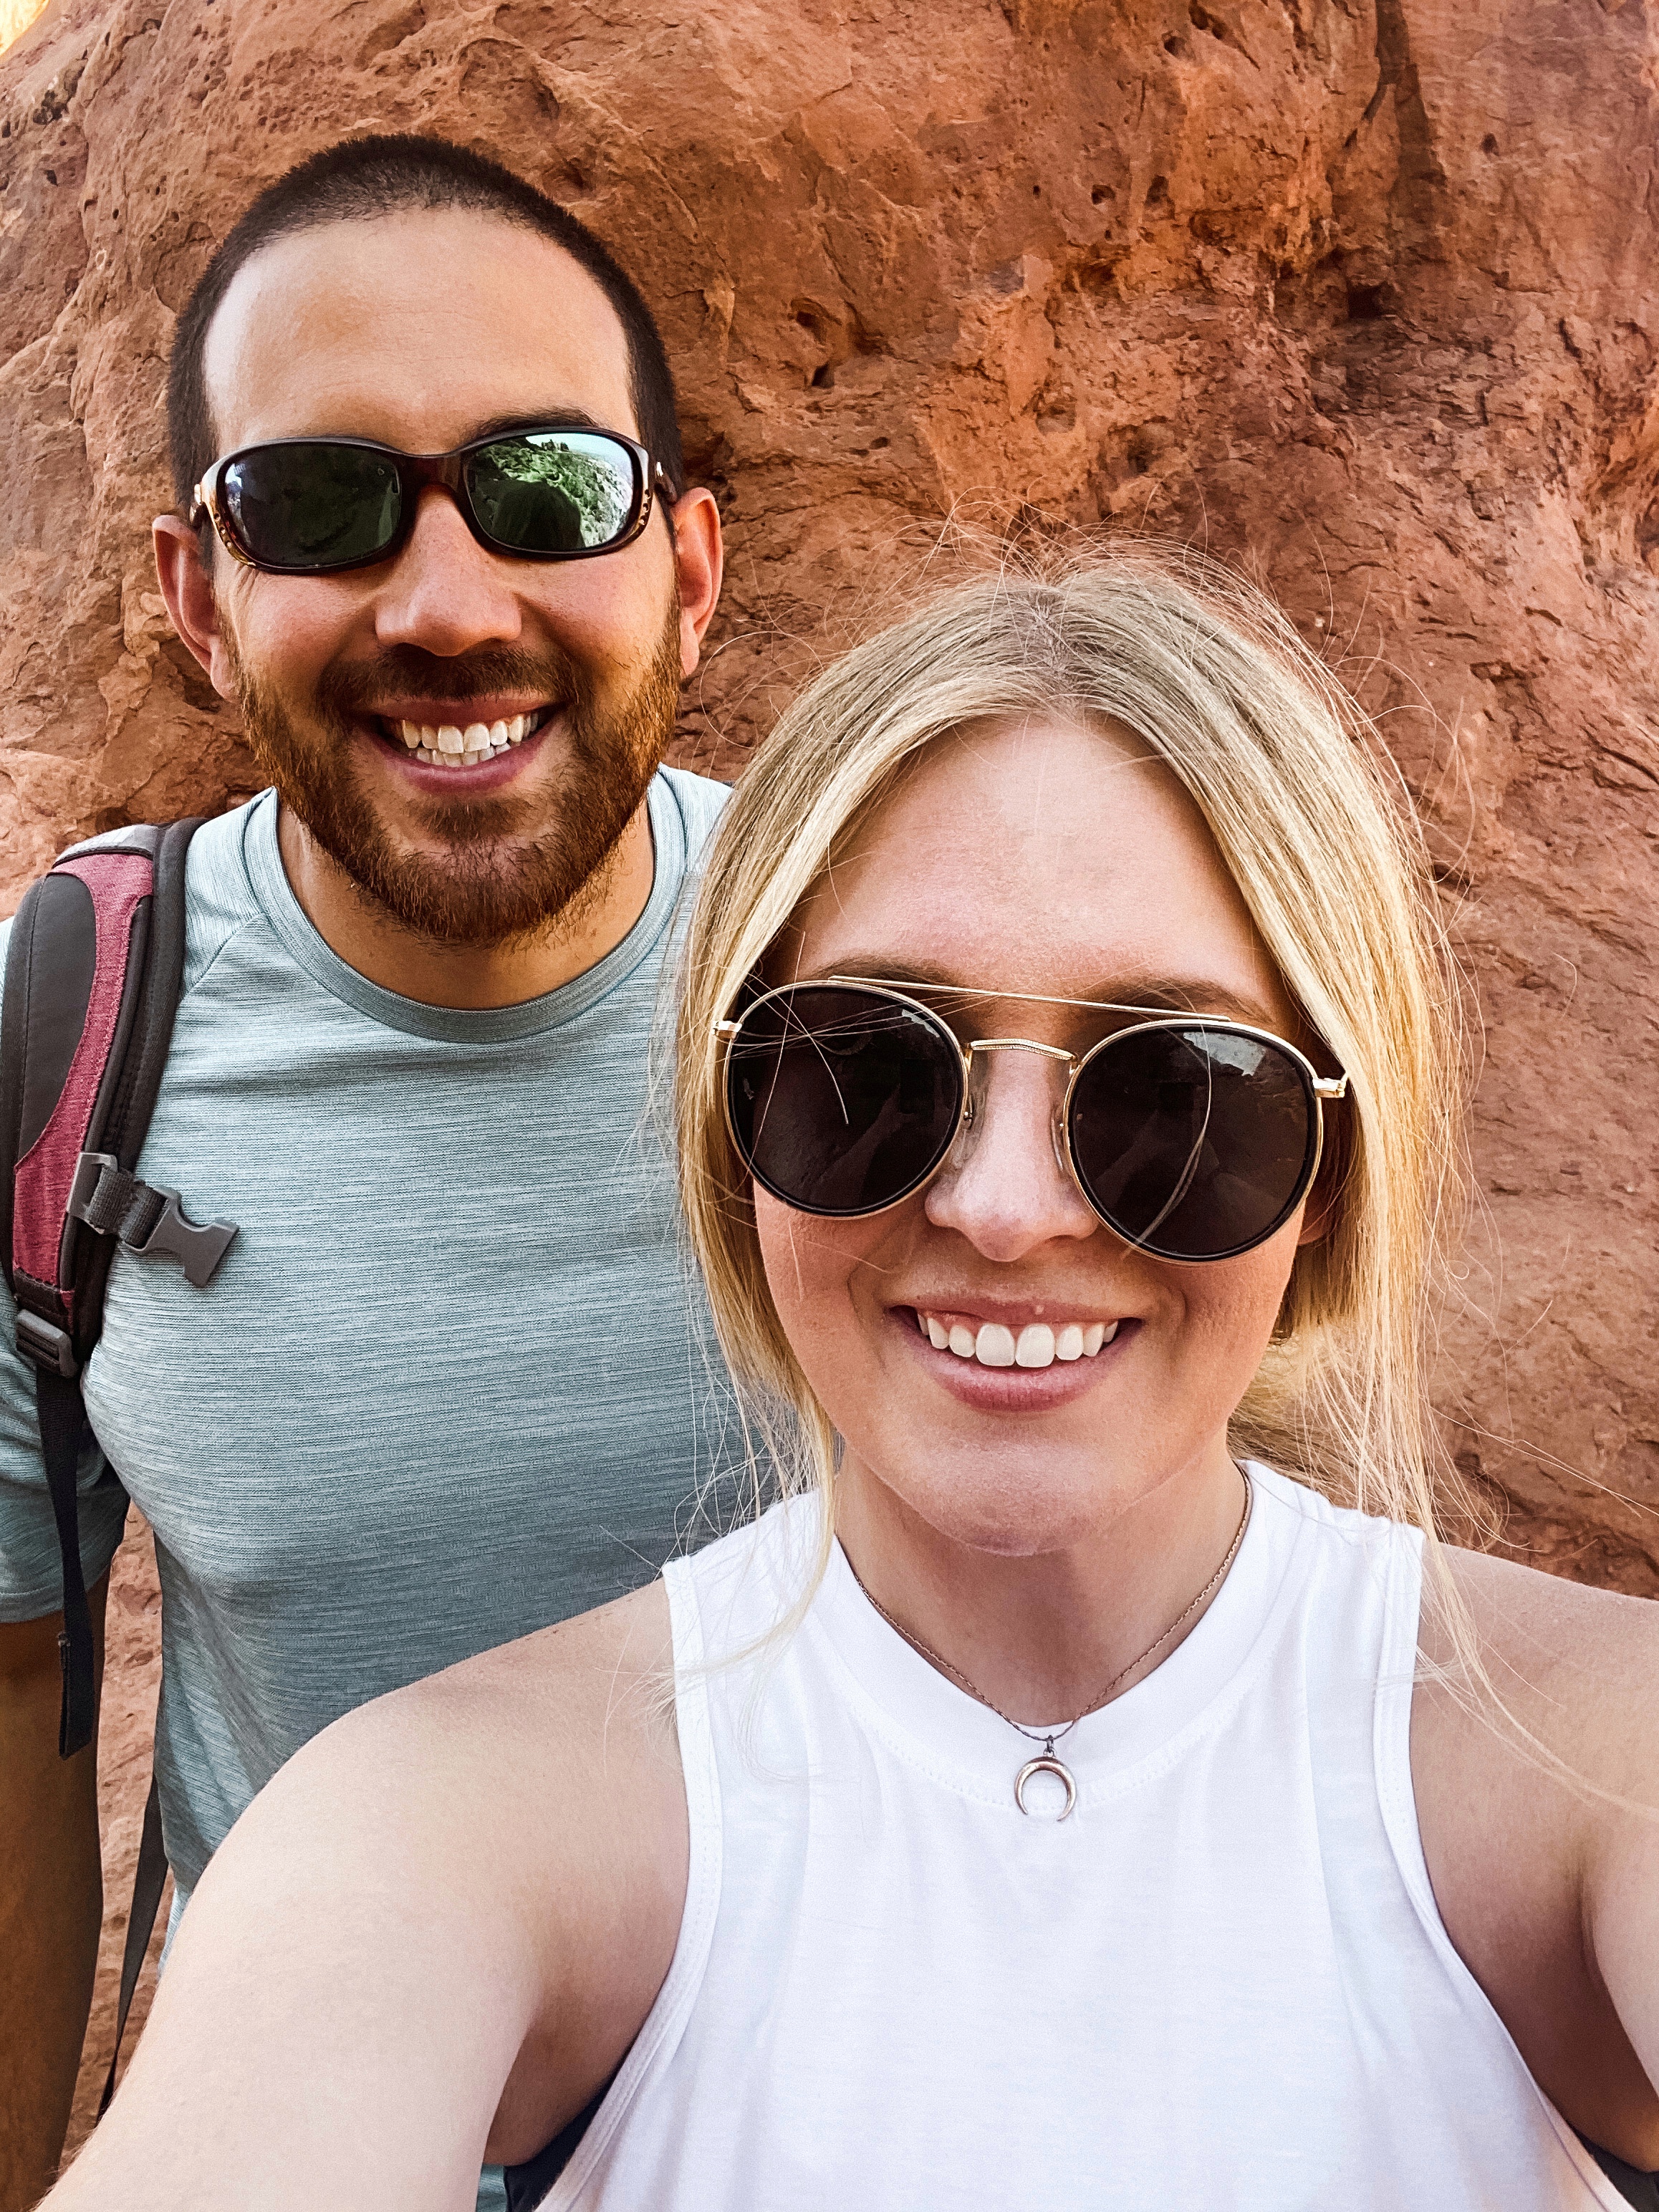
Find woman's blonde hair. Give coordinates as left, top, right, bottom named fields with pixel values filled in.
left=675, top=549, right=1469, bottom=1594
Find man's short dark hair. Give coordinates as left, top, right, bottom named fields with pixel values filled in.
left=167, top=133, right=684, bottom=519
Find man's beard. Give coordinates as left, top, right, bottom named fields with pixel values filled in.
left=230, top=610, right=683, bottom=948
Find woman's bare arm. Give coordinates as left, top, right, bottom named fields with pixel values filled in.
left=48, top=1582, right=685, bottom=2211
left=1414, top=1551, right=1659, bottom=2168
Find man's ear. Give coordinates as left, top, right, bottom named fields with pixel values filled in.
left=153, top=516, right=239, bottom=699
left=668, top=486, right=723, bottom=680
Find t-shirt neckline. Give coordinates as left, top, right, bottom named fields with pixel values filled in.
left=239, top=774, right=686, bottom=1042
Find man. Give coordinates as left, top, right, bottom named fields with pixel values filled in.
left=0, top=134, right=728, bottom=2209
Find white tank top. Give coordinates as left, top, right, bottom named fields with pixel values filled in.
left=539, top=1465, right=1623, bottom=2210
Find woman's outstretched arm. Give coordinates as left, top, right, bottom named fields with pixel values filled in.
left=48, top=1584, right=686, bottom=2211
left=1415, top=1554, right=1659, bottom=2170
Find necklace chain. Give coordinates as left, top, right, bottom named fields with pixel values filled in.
left=852, top=1470, right=1252, bottom=1756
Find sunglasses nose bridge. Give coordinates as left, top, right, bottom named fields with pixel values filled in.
left=956, top=1038, right=1080, bottom=1175
left=960, top=1036, right=1077, bottom=1127
left=932, top=1039, right=1099, bottom=1251
left=400, top=450, right=469, bottom=527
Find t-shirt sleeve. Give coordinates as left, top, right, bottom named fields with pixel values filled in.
left=0, top=915, right=130, bottom=1620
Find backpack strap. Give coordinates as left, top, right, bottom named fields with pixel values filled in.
left=99, top=1772, right=168, bottom=2117
left=0, top=819, right=231, bottom=1754
left=0, top=818, right=236, bottom=2110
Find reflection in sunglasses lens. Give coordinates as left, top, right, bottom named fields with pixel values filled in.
left=469, top=432, right=635, bottom=553
left=728, top=989, right=963, bottom=1216
left=226, top=446, right=403, bottom=568
left=1069, top=1027, right=1314, bottom=1259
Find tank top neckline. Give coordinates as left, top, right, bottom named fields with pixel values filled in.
left=807, top=1463, right=1315, bottom=1811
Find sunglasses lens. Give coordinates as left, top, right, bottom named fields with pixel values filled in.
left=467, top=431, right=639, bottom=554
left=726, top=987, right=963, bottom=1216
left=1069, top=1026, right=1317, bottom=1261
left=220, top=445, right=403, bottom=569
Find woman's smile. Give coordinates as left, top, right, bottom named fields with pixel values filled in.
left=892, top=1299, right=1138, bottom=1410
left=913, top=1307, right=1120, bottom=1366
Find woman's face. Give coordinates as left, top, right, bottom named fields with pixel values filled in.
left=754, top=716, right=1324, bottom=1556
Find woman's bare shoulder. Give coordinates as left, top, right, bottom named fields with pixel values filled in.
left=218, top=1570, right=683, bottom=1968
left=1426, top=1545, right=1659, bottom=1782
left=1412, top=1545, right=1659, bottom=2165
left=270, top=1577, right=680, bottom=1850
left=388, top=1579, right=677, bottom=1757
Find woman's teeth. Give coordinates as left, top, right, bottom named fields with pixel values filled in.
left=395, top=712, right=539, bottom=769
left=915, top=1313, right=1117, bottom=1369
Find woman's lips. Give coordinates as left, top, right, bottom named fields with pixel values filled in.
left=895, top=1305, right=1136, bottom=1408
left=915, top=1307, right=1118, bottom=1369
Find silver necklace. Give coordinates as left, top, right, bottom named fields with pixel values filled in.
left=851, top=1470, right=1252, bottom=1820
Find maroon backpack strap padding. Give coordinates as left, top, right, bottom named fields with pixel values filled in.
left=1, top=820, right=223, bottom=2112
left=2, top=841, right=158, bottom=1756
left=5, top=824, right=237, bottom=1380
left=2, top=819, right=229, bottom=1761
left=12, top=850, right=155, bottom=1312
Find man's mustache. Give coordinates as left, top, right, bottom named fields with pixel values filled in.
left=318, top=646, right=585, bottom=714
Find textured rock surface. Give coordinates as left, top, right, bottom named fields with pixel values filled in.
left=2, top=0, right=1655, bottom=2125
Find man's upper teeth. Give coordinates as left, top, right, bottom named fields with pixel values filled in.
left=398, top=713, right=534, bottom=763
left=918, top=1313, right=1117, bottom=1368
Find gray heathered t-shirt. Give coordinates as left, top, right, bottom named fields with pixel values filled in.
left=0, top=767, right=736, bottom=1898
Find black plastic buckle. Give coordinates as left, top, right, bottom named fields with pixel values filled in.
left=66, top=1150, right=115, bottom=1223
left=68, top=1150, right=239, bottom=1290
left=126, top=1188, right=239, bottom=1289
left=15, top=1308, right=78, bottom=1378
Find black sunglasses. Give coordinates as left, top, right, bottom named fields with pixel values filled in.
left=191, top=423, right=669, bottom=575
left=718, top=978, right=1349, bottom=1264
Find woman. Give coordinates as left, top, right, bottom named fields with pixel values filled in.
left=50, top=559, right=1658, bottom=2211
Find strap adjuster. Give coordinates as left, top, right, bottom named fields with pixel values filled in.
left=68, top=1152, right=239, bottom=1289
left=15, top=1309, right=77, bottom=1378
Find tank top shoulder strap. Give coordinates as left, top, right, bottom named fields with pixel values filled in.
left=537, top=1519, right=756, bottom=2202
left=1243, top=1461, right=1425, bottom=1665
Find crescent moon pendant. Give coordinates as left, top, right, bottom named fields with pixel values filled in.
left=1014, top=1754, right=1077, bottom=1820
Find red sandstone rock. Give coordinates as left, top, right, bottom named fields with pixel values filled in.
left=2, top=0, right=1656, bottom=2132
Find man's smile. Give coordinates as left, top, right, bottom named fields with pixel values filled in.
left=360, top=697, right=561, bottom=778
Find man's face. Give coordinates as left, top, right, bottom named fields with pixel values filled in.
left=194, top=209, right=691, bottom=945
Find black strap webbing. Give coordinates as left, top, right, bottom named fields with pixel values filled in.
left=37, top=1367, right=96, bottom=1758
left=98, top=1774, right=168, bottom=2117
left=76, top=1163, right=168, bottom=1247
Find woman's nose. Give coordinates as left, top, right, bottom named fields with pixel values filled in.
left=923, top=1047, right=1099, bottom=1261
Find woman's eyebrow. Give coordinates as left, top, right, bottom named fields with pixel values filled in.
left=800, top=956, right=956, bottom=987
left=804, top=958, right=1280, bottom=1029
left=1081, top=975, right=1283, bottom=1027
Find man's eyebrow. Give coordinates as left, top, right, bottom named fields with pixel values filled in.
left=463, top=408, right=616, bottom=443
left=802, top=957, right=1281, bottom=1029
